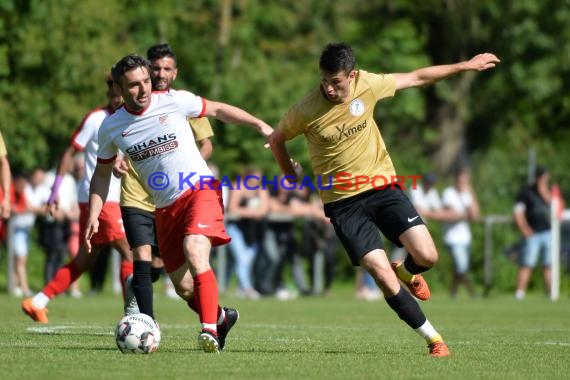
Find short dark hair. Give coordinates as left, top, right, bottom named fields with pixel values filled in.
left=105, top=72, right=114, bottom=88
left=111, top=54, right=151, bottom=84
left=147, top=43, right=177, bottom=63
left=319, top=42, right=356, bottom=74
left=535, top=165, right=549, bottom=179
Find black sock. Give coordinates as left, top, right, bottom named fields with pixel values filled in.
left=403, top=255, right=431, bottom=275
left=133, top=260, right=154, bottom=319
left=150, top=266, right=163, bottom=283
left=385, top=287, right=427, bottom=329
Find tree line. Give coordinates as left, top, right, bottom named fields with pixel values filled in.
left=1, top=0, right=568, bottom=215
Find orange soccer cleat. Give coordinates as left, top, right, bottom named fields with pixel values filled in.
left=428, top=341, right=451, bottom=357
left=391, top=262, right=431, bottom=301
left=21, top=298, right=49, bottom=324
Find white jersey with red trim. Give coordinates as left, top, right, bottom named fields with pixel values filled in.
left=97, top=89, right=212, bottom=208
left=70, top=106, right=121, bottom=203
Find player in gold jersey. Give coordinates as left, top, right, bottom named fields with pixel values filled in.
left=117, top=44, right=238, bottom=350
left=269, top=43, right=500, bottom=357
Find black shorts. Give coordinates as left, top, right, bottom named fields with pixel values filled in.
left=323, top=185, right=423, bottom=266
left=121, top=206, right=159, bottom=255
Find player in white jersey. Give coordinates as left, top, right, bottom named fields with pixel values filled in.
left=22, top=76, right=136, bottom=324
left=86, top=54, right=273, bottom=353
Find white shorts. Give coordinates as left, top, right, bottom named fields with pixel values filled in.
left=12, top=228, right=31, bottom=257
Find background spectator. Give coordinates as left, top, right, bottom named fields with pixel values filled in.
left=10, top=170, right=49, bottom=297
left=226, top=166, right=269, bottom=299
left=513, top=166, right=552, bottom=300
left=441, top=167, right=480, bottom=298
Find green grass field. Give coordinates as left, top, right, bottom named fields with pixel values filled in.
left=1, top=288, right=569, bottom=380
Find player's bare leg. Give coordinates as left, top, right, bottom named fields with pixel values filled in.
left=391, top=225, right=438, bottom=300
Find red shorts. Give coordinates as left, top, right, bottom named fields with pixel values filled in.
left=80, top=202, right=126, bottom=246
left=155, top=181, right=230, bottom=273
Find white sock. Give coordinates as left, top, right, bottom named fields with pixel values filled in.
left=414, top=320, right=442, bottom=343
left=217, top=308, right=225, bottom=325
left=32, top=292, right=50, bottom=309
left=202, top=323, right=217, bottom=333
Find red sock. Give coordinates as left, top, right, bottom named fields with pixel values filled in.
left=187, top=296, right=222, bottom=321
left=43, top=261, right=84, bottom=298
left=120, top=260, right=133, bottom=299
left=193, top=270, right=219, bottom=326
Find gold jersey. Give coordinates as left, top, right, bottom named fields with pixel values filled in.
left=0, top=131, right=6, bottom=157
left=278, top=70, right=397, bottom=204
left=120, top=117, right=214, bottom=211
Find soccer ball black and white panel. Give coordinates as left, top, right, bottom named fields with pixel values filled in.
left=115, top=313, right=161, bottom=354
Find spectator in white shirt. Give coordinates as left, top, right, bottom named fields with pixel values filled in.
left=441, top=167, right=480, bottom=298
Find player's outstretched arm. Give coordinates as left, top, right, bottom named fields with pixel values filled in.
left=393, top=53, right=500, bottom=90
left=267, top=130, right=302, bottom=183
left=85, top=161, right=113, bottom=252
left=203, top=99, right=274, bottom=138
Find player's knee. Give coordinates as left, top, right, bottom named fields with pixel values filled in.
left=409, top=249, right=437, bottom=269
left=184, top=236, right=211, bottom=272
left=424, top=249, right=438, bottom=267
left=174, top=284, right=193, bottom=300
left=419, top=242, right=439, bottom=266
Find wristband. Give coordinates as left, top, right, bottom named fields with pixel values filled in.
left=47, top=175, right=63, bottom=205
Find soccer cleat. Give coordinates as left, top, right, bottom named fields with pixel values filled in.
left=124, top=274, right=140, bottom=316
left=391, top=262, right=431, bottom=301
left=217, top=307, right=239, bottom=350
left=198, top=329, right=220, bottom=353
left=21, top=298, right=49, bottom=324
left=428, top=341, right=450, bottom=357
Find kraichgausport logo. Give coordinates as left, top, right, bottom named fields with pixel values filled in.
left=145, top=172, right=422, bottom=192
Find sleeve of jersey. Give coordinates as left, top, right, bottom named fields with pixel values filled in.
left=96, top=121, right=117, bottom=164
left=189, top=117, right=214, bottom=141
left=0, top=132, right=7, bottom=156
left=173, top=89, right=206, bottom=118
left=277, top=105, right=307, bottom=140
left=363, top=71, right=397, bottom=101
left=70, top=111, right=99, bottom=151
left=515, top=189, right=527, bottom=204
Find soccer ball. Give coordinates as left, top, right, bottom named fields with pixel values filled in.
left=115, top=313, right=161, bottom=354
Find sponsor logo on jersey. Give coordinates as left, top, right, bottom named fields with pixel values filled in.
left=349, top=99, right=365, bottom=116
left=127, top=133, right=178, bottom=161
left=318, top=119, right=368, bottom=144
left=159, top=114, right=170, bottom=126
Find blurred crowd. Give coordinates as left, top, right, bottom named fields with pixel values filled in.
left=0, top=158, right=562, bottom=301
left=0, top=155, right=84, bottom=298
left=0, top=160, right=341, bottom=300
left=219, top=165, right=338, bottom=300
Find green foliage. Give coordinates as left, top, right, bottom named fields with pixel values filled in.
left=0, top=0, right=568, bottom=206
